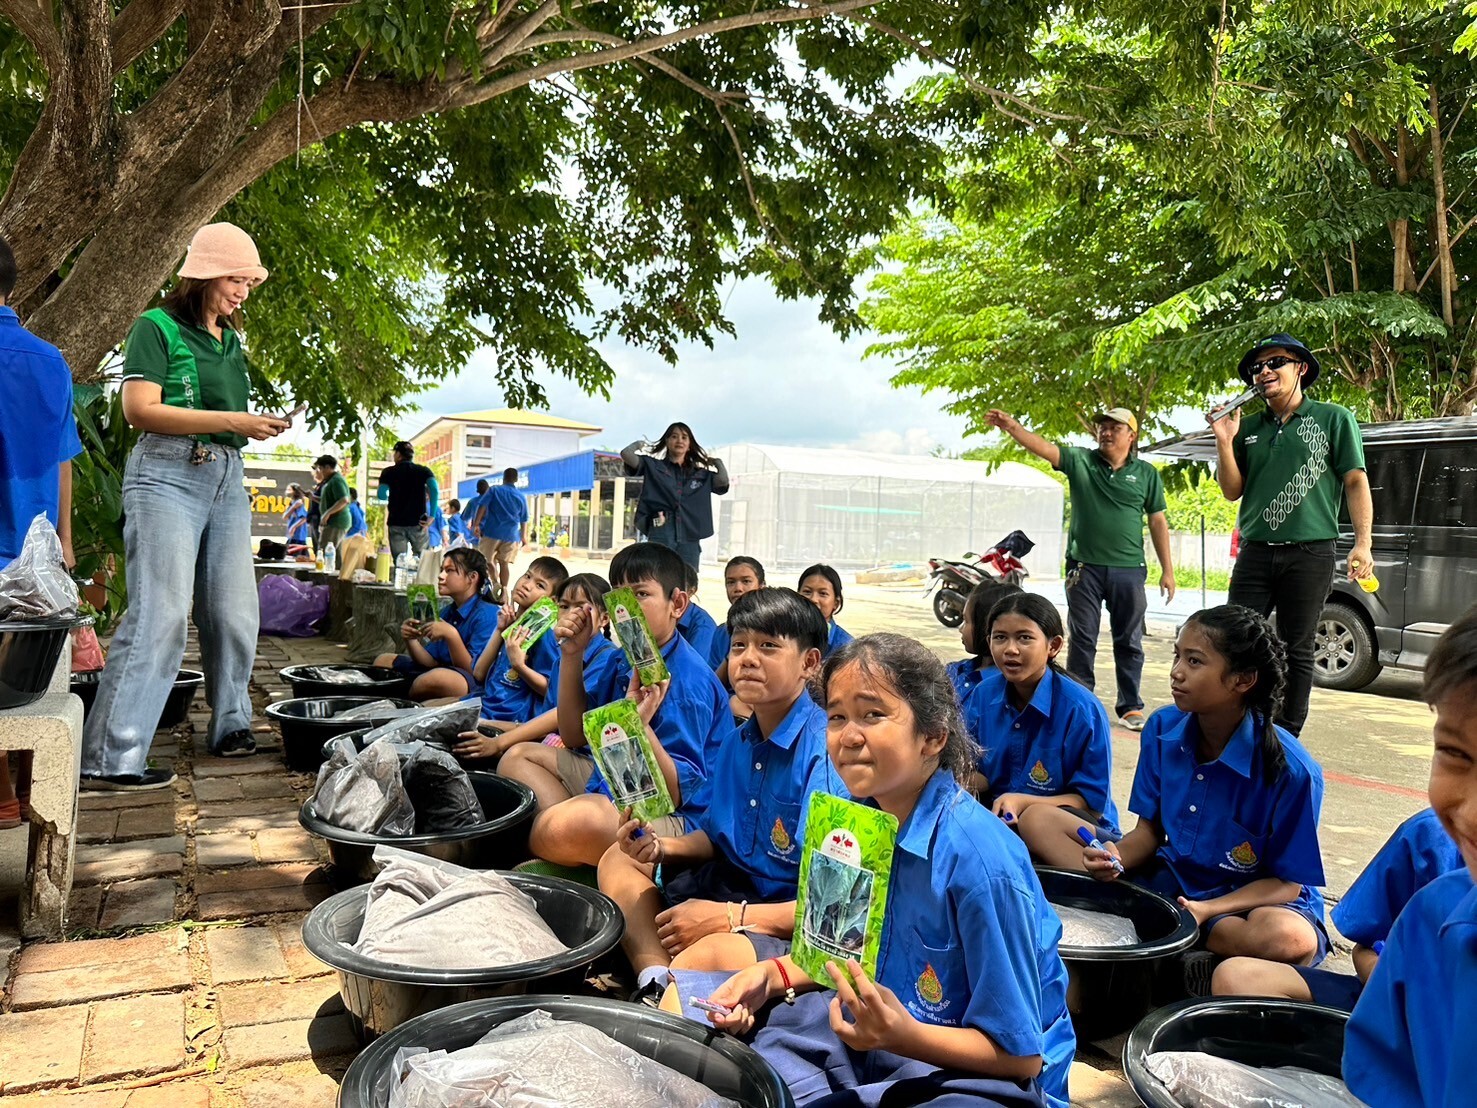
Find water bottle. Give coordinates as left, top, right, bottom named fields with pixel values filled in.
left=323, top=542, right=336, bottom=574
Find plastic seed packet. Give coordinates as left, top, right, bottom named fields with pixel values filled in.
left=792, top=792, right=898, bottom=986
left=506, top=596, right=559, bottom=649
left=604, top=586, right=669, bottom=685
left=406, top=584, right=439, bottom=626
left=583, top=698, right=673, bottom=822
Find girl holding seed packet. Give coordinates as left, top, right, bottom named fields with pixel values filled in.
left=689, top=634, right=1075, bottom=1108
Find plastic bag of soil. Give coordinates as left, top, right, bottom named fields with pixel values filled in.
left=0, top=515, right=78, bottom=621
left=399, top=743, right=483, bottom=832
left=1052, top=903, right=1140, bottom=947
left=362, top=701, right=480, bottom=748
left=309, top=737, right=415, bottom=835
left=1146, top=1051, right=1368, bottom=1108
left=387, top=1007, right=739, bottom=1108
left=334, top=699, right=418, bottom=722
left=299, top=666, right=370, bottom=684
left=354, top=851, right=566, bottom=971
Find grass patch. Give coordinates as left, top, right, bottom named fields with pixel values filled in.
left=1174, top=565, right=1231, bottom=592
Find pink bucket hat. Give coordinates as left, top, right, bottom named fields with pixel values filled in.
left=178, top=222, right=269, bottom=283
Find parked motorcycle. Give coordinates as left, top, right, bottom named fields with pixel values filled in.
left=924, top=530, right=1035, bottom=627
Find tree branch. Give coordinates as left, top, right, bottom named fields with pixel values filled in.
left=111, top=0, right=187, bottom=73
left=0, top=0, right=62, bottom=72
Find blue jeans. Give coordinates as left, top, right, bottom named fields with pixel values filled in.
left=645, top=520, right=701, bottom=569
left=82, top=435, right=259, bottom=774
left=1064, top=560, right=1148, bottom=716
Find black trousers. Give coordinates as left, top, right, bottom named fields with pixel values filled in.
left=1226, top=539, right=1336, bottom=734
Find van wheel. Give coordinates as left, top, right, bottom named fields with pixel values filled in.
left=1313, top=603, right=1382, bottom=691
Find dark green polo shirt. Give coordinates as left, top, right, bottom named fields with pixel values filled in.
left=1054, top=446, right=1166, bottom=568
left=1232, top=398, right=1365, bottom=543
left=319, top=472, right=351, bottom=530
left=121, top=309, right=250, bottom=448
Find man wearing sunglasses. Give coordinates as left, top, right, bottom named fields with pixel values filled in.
left=1211, top=333, right=1373, bottom=734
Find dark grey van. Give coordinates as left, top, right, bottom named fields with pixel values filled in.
left=1153, top=415, right=1477, bottom=691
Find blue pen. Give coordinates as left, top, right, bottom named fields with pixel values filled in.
left=1075, top=826, right=1124, bottom=874
left=1372, top=940, right=1385, bottom=955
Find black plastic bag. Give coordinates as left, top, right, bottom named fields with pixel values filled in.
left=399, top=743, right=484, bottom=832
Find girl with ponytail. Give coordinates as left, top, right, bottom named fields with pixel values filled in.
left=1021, top=605, right=1330, bottom=991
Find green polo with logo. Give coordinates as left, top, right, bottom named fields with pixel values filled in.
left=1232, top=399, right=1365, bottom=543
left=1054, top=447, right=1167, bottom=568
left=120, top=309, right=250, bottom=448
left=319, top=472, right=351, bottom=530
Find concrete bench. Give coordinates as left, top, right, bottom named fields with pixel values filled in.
left=0, top=639, right=83, bottom=939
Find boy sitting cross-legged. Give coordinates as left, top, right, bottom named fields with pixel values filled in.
left=598, top=587, right=829, bottom=1006
left=506, top=543, right=731, bottom=868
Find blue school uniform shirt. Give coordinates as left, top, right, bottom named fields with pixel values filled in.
left=677, top=602, right=719, bottom=666
left=802, top=761, right=1075, bottom=1108
left=285, top=502, right=309, bottom=545
left=1345, top=867, right=1477, bottom=1108
left=685, top=693, right=828, bottom=899
left=1129, top=705, right=1326, bottom=917
left=0, top=307, right=82, bottom=563
left=1334, top=807, right=1463, bottom=946
left=964, top=667, right=1119, bottom=831
left=708, top=624, right=731, bottom=672
left=540, top=636, right=626, bottom=715
left=945, top=657, right=989, bottom=705
left=346, top=501, right=367, bottom=538
left=825, top=620, right=853, bottom=658
left=446, top=513, right=471, bottom=544
left=481, top=484, right=528, bottom=542
left=423, top=595, right=499, bottom=668
left=480, top=624, right=560, bottom=723
left=584, top=632, right=731, bottom=809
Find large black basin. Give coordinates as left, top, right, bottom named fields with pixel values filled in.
left=69, top=666, right=202, bottom=729
left=1, top=617, right=89, bottom=711
left=302, top=874, right=625, bottom=1041
left=1037, top=867, right=1199, bottom=1040
left=1123, top=997, right=1348, bottom=1108
left=337, top=995, right=794, bottom=1106
left=299, top=770, right=536, bottom=885
left=279, top=663, right=413, bottom=701
left=265, top=696, right=418, bottom=773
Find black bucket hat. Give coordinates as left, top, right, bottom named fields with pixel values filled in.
left=1238, top=333, right=1320, bottom=387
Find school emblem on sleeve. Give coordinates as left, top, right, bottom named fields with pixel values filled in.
left=1225, top=840, right=1258, bottom=871
left=1028, top=760, right=1052, bottom=787
left=916, top=963, right=943, bottom=1006
left=770, top=817, right=794, bottom=855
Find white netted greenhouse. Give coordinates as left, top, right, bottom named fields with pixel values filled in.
left=708, top=444, right=1064, bottom=575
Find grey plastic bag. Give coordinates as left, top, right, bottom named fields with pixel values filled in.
left=1052, top=903, right=1140, bottom=947
left=363, top=701, right=479, bottom=747
left=1146, top=1051, right=1368, bottom=1108
left=399, top=743, right=483, bottom=832
left=335, top=699, right=417, bottom=721
left=0, top=515, right=79, bottom=621
left=308, top=737, right=415, bottom=835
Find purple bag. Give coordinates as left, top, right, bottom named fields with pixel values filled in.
left=257, top=574, right=329, bottom=637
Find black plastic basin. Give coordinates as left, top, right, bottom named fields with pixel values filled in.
left=1, top=617, right=87, bottom=710
left=70, top=667, right=203, bottom=730
left=337, top=995, right=795, bottom=1106
left=1037, top=867, right=1199, bottom=1040
left=279, top=663, right=413, bottom=701
left=1123, top=997, right=1349, bottom=1108
left=265, top=696, right=418, bottom=773
left=302, top=874, right=626, bottom=1041
left=299, top=770, right=536, bottom=886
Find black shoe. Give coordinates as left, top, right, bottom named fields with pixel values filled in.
left=81, top=769, right=177, bottom=792
left=629, top=978, right=668, bottom=1009
left=212, top=730, right=257, bottom=758
left=1181, top=951, right=1218, bottom=998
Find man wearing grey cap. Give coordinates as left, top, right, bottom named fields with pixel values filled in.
left=987, top=407, right=1175, bottom=730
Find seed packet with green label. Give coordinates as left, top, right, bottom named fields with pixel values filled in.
left=604, top=586, right=669, bottom=686
left=406, top=584, right=439, bottom=627
left=583, top=698, right=674, bottom=822
left=792, top=792, right=898, bottom=986
left=506, top=596, right=559, bottom=648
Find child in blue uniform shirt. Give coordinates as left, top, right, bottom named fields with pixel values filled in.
left=714, top=554, right=766, bottom=676
left=1345, top=607, right=1477, bottom=1108
left=1028, top=604, right=1329, bottom=993
left=945, top=580, right=1014, bottom=706
left=345, top=489, right=367, bottom=539
left=687, top=633, right=1074, bottom=1108
left=675, top=561, right=720, bottom=665
left=513, top=543, right=731, bottom=868
left=372, top=548, right=499, bottom=699
left=967, top=593, right=1118, bottom=837
left=445, top=498, right=472, bottom=544
left=600, top=587, right=830, bottom=1004
left=469, top=555, right=567, bottom=725
left=799, top=564, right=852, bottom=657
left=1213, top=806, right=1461, bottom=1009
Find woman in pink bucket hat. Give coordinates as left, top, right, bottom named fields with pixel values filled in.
left=81, top=223, right=294, bottom=787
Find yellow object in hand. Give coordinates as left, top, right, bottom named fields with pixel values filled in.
left=1358, top=574, right=1380, bottom=593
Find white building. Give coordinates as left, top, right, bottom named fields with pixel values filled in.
left=408, top=408, right=602, bottom=492
left=711, top=444, right=1064, bottom=574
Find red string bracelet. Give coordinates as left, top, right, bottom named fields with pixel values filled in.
left=770, top=957, right=796, bottom=1005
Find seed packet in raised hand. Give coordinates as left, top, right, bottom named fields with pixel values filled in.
left=583, top=698, right=673, bottom=822
left=406, top=584, right=439, bottom=627
left=506, top=596, right=559, bottom=649
left=604, top=586, right=669, bottom=685
left=792, top=792, right=898, bottom=986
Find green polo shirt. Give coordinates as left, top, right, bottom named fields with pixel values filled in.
left=1054, top=446, right=1166, bottom=568
left=319, top=472, right=351, bottom=530
left=1232, top=398, right=1365, bottom=543
left=120, top=309, right=250, bottom=448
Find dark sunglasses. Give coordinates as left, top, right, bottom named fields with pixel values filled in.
left=1250, top=354, right=1301, bottom=373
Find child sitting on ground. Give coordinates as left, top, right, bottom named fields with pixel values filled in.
left=506, top=543, right=731, bottom=868
left=468, top=556, right=567, bottom=728
left=714, top=555, right=766, bottom=676
left=1022, top=604, right=1329, bottom=996
left=965, top=592, right=1117, bottom=836
left=599, top=588, right=829, bottom=1006
left=1344, top=605, right=1477, bottom=1107
left=373, top=548, right=498, bottom=700
left=946, top=579, right=1015, bottom=705
left=675, top=561, right=720, bottom=666
left=798, top=563, right=851, bottom=657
